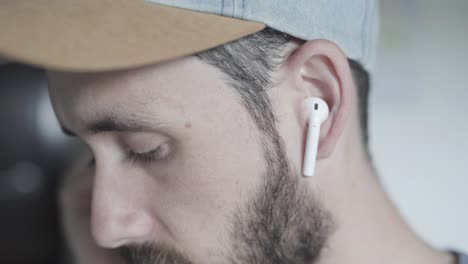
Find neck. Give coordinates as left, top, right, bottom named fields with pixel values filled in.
left=314, top=142, right=454, bottom=264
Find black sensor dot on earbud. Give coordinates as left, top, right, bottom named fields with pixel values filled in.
left=314, top=103, right=318, bottom=110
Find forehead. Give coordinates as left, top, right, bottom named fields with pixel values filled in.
left=47, top=57, right=233, bottom=132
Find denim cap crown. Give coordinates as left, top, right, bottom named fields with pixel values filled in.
left=146, top=0, right=379, bottom=73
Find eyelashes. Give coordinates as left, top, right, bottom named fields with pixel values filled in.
left=127, top=143, right=172, bottom=164
left=86, top=143, right=173, bottom=168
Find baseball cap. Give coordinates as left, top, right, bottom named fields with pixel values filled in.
left=0, top=0, right=378, bottom=72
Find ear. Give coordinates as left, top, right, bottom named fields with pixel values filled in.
left=286, top=39, right=355, bottom=159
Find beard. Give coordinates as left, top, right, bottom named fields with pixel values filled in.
left=119, top=136, right=333, bottom=264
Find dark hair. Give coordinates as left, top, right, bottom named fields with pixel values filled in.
left=197, top=27, right=370, bottom=148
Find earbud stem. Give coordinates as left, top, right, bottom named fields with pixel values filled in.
left=303, top=117, right=321, bottom=176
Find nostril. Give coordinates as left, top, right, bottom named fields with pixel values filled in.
left=91, top=210, right=154, bottom=249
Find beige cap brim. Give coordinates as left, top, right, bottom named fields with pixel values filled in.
left=0, top=0, right=265, bottom=72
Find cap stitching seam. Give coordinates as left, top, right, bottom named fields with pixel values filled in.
left=229, top=0, right=234, bottom=17
left=232, top=0, right=237, bottom=17
left=241, top=0, right=245, bottom=18
left=221, top=0, right=225, bottom=15
left=361, top=0, right=370, bottom=62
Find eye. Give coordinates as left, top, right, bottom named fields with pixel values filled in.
left=127, top=143, right=172, bottom=164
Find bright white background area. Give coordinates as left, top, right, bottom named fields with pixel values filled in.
left=371, top=0, right=468, bottom=252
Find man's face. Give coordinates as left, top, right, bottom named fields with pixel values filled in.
left=48, top=56, right=331, bottom=263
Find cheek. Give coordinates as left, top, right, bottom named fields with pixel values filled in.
left=149, top=111, right=265, bottom=252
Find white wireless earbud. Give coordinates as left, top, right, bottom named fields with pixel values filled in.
left=303, top=97, right=329, bottom=177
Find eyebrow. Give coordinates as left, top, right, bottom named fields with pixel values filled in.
left=61, top=114, right=163, bottom=137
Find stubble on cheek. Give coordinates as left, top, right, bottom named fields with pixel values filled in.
left=225, top=141, right=334, bottom=264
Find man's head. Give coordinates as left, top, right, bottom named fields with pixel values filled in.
left=48, top=25, right=370, bottom=263
left=0, top=1, right=378, bottom=263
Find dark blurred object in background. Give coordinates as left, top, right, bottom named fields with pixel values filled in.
left=0, top=63, right=74, bottom=264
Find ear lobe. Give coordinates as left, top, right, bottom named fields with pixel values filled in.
left=288, top=39, right=354, bottom=160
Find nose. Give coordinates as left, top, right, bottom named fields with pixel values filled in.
left=90, top=165, right=155, bottom=248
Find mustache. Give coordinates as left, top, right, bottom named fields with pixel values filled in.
left=119, top=243, right=194, bottom=264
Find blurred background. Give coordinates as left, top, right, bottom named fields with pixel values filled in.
left=0, top=0, right=467, bottom=263
left=371, top=0, right=468, bottom=254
